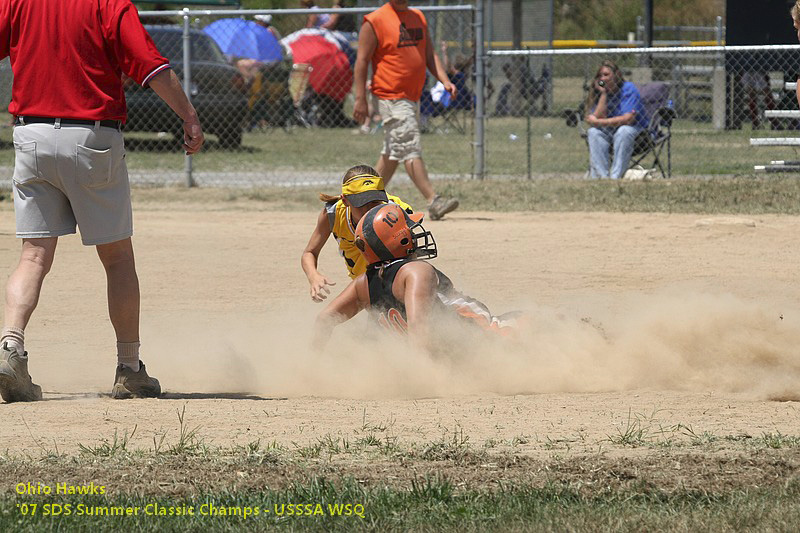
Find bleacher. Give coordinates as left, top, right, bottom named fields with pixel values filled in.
left=751, top=81, right=800, bottom=173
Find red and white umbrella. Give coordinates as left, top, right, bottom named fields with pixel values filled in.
left=281, top=29, right=353, bottom=103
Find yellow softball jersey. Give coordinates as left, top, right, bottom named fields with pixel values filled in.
left=325, top=195, right=414, bottom=278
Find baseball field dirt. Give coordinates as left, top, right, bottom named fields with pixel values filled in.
left=1, top=194, right=799, bottom=530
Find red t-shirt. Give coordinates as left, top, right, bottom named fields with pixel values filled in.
left=364, top=3, right=428, bottom=102
left=0, top=0, right=170, bottom=122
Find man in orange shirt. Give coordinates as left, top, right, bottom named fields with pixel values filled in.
left=353, top=0, right=459, bottom=221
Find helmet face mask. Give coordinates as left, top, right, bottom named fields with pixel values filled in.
left=407, top=217, right=437, bottom=261
left=355, top=204, right=437, bottom=265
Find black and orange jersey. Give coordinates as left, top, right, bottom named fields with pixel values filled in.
left=365, top=258, right=518, bottom=335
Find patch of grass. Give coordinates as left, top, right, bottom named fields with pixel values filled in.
left=607, top=409, right=655, bottom=447
left=410, top=426, right=489, bottom=465
left=78, top=426, right=137, bottom=458
left=676, top=424, right=719, bottom=447
left=759, top=432, right=800, bottom=449
left=167, top=405, right=207, bottom=457
left=128, top=175, right=800, bottom=216
left=0, top=110, right=777, bottom=183
left=232, top=440, right=282, bottom=466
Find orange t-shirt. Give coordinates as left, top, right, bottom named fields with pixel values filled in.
left=364, top=3, right=428, bottom=102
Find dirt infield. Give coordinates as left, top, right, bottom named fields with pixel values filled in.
left=1, top=200, right=799, bottom=466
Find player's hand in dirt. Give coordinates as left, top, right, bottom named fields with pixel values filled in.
left=310, top=274, right=336, bottom=302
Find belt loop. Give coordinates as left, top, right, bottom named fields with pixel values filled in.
left=18, top=116, right=24, bottom=125
left=94, top=120, right=101, bottom=130
left=54, top=118, right=61, bottom=129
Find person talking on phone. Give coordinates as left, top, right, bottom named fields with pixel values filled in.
left=584, top=60, right=647, bottom=179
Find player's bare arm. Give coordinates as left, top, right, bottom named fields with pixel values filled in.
left=148, top=69, right=204, bottom=154
left=301, top=209, right=337, bottom=302
left=394, top=261, right=437, bottom=351
left=312, top=276, right=369, bottom=349
left=353, top=21, right=377, bottom=123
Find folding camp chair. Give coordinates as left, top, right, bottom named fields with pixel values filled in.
left=420, top=71, right=473, bottom=135
left=564, top=81, right=675, bottom=179
left=629, top=105, right=675, bottom=179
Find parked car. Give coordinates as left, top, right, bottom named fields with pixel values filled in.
left=124, top=25, right=248, bottom=148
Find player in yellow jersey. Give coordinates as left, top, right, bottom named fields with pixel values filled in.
left=301, top=164, right=414, bottom=302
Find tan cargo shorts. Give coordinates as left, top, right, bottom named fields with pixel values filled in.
left=12, top=122, right=132, bottom=245
left=378, top=98, right=422, bottom=161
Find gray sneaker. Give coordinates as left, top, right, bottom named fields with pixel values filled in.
left=0, top=342, right=42, bottom=403
left=111, top=361, right=161, bottom=399
left=428, top=195, right=459, bottom=221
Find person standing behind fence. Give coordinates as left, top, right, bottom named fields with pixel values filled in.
left=585, top=60, right=647, bottom=180
left=353, top=0, right=460, bottom=221
left=0, top=0, right=204, bottom=402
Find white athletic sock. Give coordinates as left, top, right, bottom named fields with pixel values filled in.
left=117, top=341, right=140, bottom=372
left=1, top=327, right=25, bottom=354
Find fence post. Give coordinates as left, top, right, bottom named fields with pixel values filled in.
left=474, top=0, right=485, bottom=179
left=712, top=15, right=725, bottom=130
left=182, top=8, right=195, bottom=188
left=525, top=51, right=531, bottom=180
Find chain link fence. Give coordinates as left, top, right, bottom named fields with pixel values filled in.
left=485, top=44, right=800, bottom=178
left=2, top=5, right=799, bottom=186
left=130, top=5, right=475, bottom=187
left=0, top=5, right=475, bottom=189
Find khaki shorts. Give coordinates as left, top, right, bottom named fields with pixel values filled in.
left=12, top=122, right=132, bottom=245
left=378, top=98, right=422, bottom=161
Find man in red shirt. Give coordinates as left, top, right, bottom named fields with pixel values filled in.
left=353, top=0, right=459, bottom=221
left=0, top=0, right=205, bottom=402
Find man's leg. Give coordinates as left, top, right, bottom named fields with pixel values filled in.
left=3, top=238, right=58, bottom=337
left=375, top=154, right=399, bottom=185
left=96, top=238, right=139, bottom=345
left=404, top=103, right=458, bottom=220
left=406, top=156, right=459, bottom=220
left=610, top=125, right=641, bottom=180
left=96, top=238, right=160, bottom=399
left=404, top=157, right=436, bottom=203
left=0, top=237, right=56, bottom=402
left=376, top=98, right=400, bottom=185
left=587, top=127, right=611, bottom=179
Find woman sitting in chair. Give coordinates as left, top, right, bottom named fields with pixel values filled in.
left=585, top=60, right=648, bottom=180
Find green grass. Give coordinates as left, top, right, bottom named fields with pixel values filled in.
left=7, top=173, right=800, bottom=217
left=3, top=478, right=800, bottom=532
left=484, top=116, right=799, bottom=177
left=3, top=416, right=800, bottom=532
left=181, top=175, right=800, bottom=215
left=0, top=107, right=787, bottom=179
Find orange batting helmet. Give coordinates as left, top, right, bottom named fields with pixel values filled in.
left=354, top=204, right=437, bottom=265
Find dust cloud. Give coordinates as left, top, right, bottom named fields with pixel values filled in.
left=146, top=291, right=800, bottom=401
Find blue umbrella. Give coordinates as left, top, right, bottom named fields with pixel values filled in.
left=204, top=18, right=282, bottom=62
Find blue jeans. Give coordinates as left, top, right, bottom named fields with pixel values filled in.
left=587, top=125, right=642, bottom=179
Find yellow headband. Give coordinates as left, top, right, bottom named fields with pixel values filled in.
left=341, top=174, right=385, bottom=196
